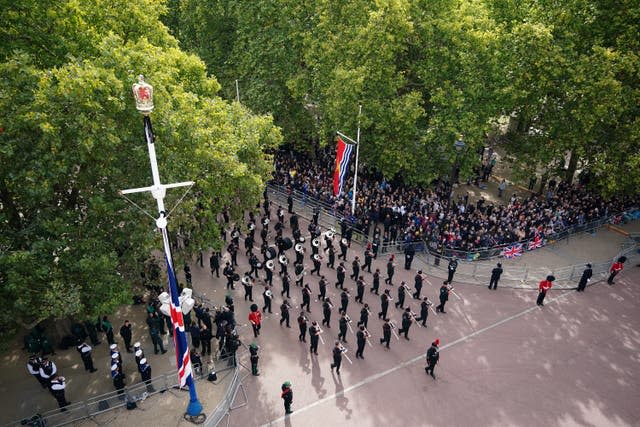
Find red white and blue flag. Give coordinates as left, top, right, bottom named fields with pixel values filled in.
left=333, top=136, right=354, bottom=197
left=501, top=244, right=523, bottom=259
left=161, top=222, right=193, bottom=388
left=527, top=234, right=544, bottom=251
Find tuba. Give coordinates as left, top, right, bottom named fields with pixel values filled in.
left=295, top=243, right=304, bottom=253
left=279, top=255, right=288, bottom=265
left=312, top=238, right=320, bottom=248
left=341, top=238, right=348, bottom=246
left=248, top=222, right=255, bottom=231
left=232, top=230, right=240, bottom=239
left=266, top=259, right=275, bottom=270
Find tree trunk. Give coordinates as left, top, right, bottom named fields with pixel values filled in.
left=565, top=148, right=578, bottom=184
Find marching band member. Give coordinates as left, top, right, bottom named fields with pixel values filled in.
left=436, top=282, right=451, bottom=313
left=380, top=318, right=392, bottom=349
left=340, top=290, right=350, bottom=314
left=398, top=307, right=413, bottom=340
left=355, top=276, right=366, bottom=304
left=301, top=284, right=312, bottom=313
left=350, top=256, right=360, bottom=280
left=330, top=341, right=344, bottom=375
left=414, top=297, right=432, bottom=327
left=280, top=300, right=292, bottom=328
left=317, top=275, right=328, bottom=301
left=378, top=289, right=392, bottom=321
left=363, top=244, right=374, bottom=273
left=355, top=325, right=370, bottom=359
left=309, top=321, right=321, bottom=355
left=338, top=311, right=349, bottom=343
left=335, top=262, right=346, bottom=289
left=425, top=339, right=440, bottom=379
left=413, top=270, right=425, bottom=299
left=297, top=312, right=308, bottom=342
left=326, top=245, right=336, bottom=269
left=395, top=282, right=408, bottom=309
left=281, top=272, right=291, bottom=298
left=385, top=255, right=396, bottom=285
left=311, top=254, right=322, bottom=275
left=357, top=303, right=371, bottom=328
left=262, top=286, right=273, bottom=314
left=371, top=268, right=381, bottom=295
left=338, top=238, right=348, bottom=260
left=322, top=298, right=333, bottom=328
left=242, top=273, right=254, bottom=302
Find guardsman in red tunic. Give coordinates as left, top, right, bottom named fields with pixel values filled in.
left=607, top=256, right=626, bottom=285
left=536, top=275, right=555, bottom=307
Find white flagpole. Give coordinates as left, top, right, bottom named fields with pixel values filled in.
left=351, top=105, right=362, bottom=215
left=235, top=79, right=240, bottom=103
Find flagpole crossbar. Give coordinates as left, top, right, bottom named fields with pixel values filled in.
left=336, top=131, right=357, bottom=145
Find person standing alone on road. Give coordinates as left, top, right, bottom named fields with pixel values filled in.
left=536, top=275, right=555, bottom=306
left=281, top=381, right=293, bottom=415
left=607, top=257, right=626, bottom=285
left=425, top=339, right=440, bottom=379
left=488, top=263, right=503, bottom=290
left=576, top=263, right=592, bottom=292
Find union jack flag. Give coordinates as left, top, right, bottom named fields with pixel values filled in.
left=527, top=234, right=544, bottom=251
left=501, top=244, right=523, bottom=259
left=162, top=230, right=193, bottom=388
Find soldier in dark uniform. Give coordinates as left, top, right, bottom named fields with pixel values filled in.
left=50, top=375, right=71, bottom=411
left=297, top=313, right=308, bottom=342
left=357, top=304, right=370, bottom=328
left=280, top=300, right=292, bottom=327
left=355, top=276, right=365, bottom=304
left=413, top=271, right=424, bottom=299
left=378, top=289, right=391, bottom=320
left=249, top=343, right=260, bottom=376
left=385, top=256, right=395, bottom=285
left=350, top=257, right=360, bottom=280
left=281, top=273, right=291, bottom=298
left=355, top=326, right=367, bottom=359
left=301, top=285, right=312, bottom=313
left=414, top=297, right=432, bottom=327
left=327, top=245, right=336, bottom=269
left=335, top=262, right=346, bottom=289
left=338, top=239, right=348, bottom=260
left=249, top=253, right=260, bottom=278
left=330, top=342, right=343, bottom=375
left=398, top=307, right=413, bottom=340
left=380, top=319, right=392, bottom=349
left=340, top=290, right=349, bottom=314
left=395, top=283, right=407, bottom=309
left=363, top=245, right=373, bottom=273
left=262, top=286, right=273, bottom=314
left=446, top=257, right=458, bottom=284
left=576, top=263, right=593, bottom=292
left=489, top=262, right=503, bottom=290
left=317, top=276, right=327, bottom=301
left=425, top=339, right=440, bottom=379
left=371, top=269, right=381, bottom=294
left=309, top=321, right=320, bottom=355
left=436, top=282, right=450, bottom=313
left=77, top=341, right=97, bottom=373
left=338, top=312, right=349, bottom=343
left=322, top=298, right=333, bottom=328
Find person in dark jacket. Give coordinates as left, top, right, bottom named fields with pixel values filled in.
left=488, top=263, right=503, bottom=290
left=576, top=263, right=593, bottom=292
left=281, top=381, right=293, bottom=414
left=446, top=257, right=458, bottom=284
left=425, top=339, right=440, bottom=379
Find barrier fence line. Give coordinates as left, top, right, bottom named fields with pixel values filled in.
left=268, top=184, right=639, bottom=289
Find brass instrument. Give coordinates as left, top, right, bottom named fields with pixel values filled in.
left=279, top=255, right=288, bottom=265
left=265, top=260, right=275, bottom=270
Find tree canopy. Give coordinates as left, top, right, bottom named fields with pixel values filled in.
left=169, top=0, right=639, bottom=194
left=0, top=0, right=281, bottom=338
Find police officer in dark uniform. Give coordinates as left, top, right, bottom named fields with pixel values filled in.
left=446, top=257, right=458, bottom=284
left=489, top=262, right=503, bottom=290
left=50, top=375, right=71, bottom=411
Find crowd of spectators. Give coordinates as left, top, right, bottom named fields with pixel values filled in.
left=270, top=148, right=638, bottom=253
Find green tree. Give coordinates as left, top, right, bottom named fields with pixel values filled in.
left=0, top=2, right=281, bottom=339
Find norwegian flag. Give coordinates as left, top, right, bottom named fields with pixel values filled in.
left=501, top=244, right=523, bottom=259
left=161, top=229, right=193, bottom=388
left=527, top=234, right=543, bottom=251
